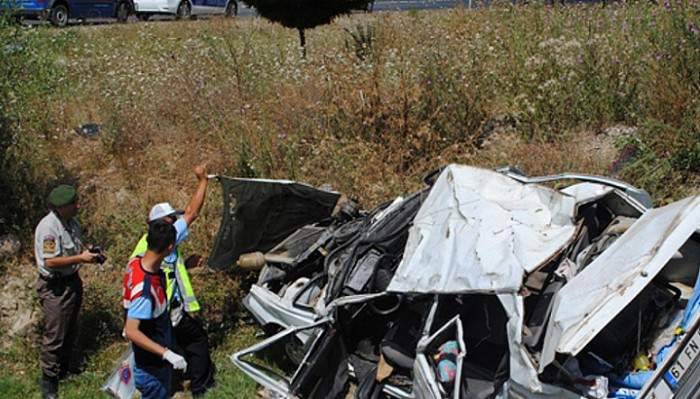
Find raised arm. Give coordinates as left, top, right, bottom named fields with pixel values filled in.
left=182, top=164, right=209, bottom=226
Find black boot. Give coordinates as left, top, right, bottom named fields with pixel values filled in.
left=58, top=365, right=81, bottom=380
left=40, top=373, right=58, bottom=399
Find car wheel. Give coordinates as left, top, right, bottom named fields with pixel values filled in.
left=136, top=12, right=150, bottom=21
left=116, top=1, right=130, bottom=23
left=225, top=0, right=237, bottom=17
left=175, top=1, right=190, bottom=20
left=49, top=3, right=69, bottom=27
left=284, top=337, right=309, bottom=366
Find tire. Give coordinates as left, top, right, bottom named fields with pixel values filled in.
left=49, top=3, right=69, bottom=27
left=136, top=12, right=150, bottom=21
left=284, top=337, right=306, bottom=366
left=115, top=1, right=130, bottom=23
left=175, top=1, right=190, bottom=19
left=224, top=0, right=237, bottom=17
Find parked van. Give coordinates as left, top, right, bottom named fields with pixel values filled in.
left=133, top=0, right=236, bottom=20
left=2, top=0, right=132, bottom=27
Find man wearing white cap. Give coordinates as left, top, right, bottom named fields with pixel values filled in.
left=128, top=164, right=215, bottom=397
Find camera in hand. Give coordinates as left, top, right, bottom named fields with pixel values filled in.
left=89, top=246, right=107, bottom=264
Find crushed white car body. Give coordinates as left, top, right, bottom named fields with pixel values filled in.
left=541, top=196, right=700, bottom=371
left=388, top=164, right=578, bottom=294
left=211, top=165, right=699, bottom=399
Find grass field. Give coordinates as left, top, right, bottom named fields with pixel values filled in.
left=0, top=1, right=699, bottom=397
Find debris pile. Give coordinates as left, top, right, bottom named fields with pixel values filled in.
left=214, top=165, right=700, bottom=399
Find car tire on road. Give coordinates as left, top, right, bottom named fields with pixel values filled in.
left=136, top=12, right=151, bottom=21
left=49, top=3, right=69, bottom=27
left=115, top=1, right=130, bottom=23
left=225, top=0, right=237, bottom=17
left=175, top=1, right=191, bottom=20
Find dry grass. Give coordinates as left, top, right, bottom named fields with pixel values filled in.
left=0, top=1, right=699, bottom=396
left=40, top=3, right=697, bottom=215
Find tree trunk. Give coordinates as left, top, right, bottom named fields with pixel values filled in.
left=298, top=28, right=306, bottom=58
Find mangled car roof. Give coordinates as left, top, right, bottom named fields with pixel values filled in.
left=388, top=164, right=578, bottom=293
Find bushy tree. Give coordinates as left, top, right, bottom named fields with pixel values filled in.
left=242, top=0, right=372, bottom=54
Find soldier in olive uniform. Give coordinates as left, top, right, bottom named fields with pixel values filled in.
left=34, top=185, right=100, bottom=399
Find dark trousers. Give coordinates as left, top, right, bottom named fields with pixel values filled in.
left=173, top=313, right=214, bottom=395
left=36, top=274, right=83, bottom=378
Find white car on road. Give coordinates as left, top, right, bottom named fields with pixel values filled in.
left=133, top=0, right=236, bottom=20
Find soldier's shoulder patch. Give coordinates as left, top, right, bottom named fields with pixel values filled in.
left=42, top=236, right=56, bottom=253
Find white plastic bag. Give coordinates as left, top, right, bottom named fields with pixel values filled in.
left=102, top=346, right=136, bottom=399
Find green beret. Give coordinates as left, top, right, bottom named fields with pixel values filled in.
left=48, top=185, right=77, bottom=207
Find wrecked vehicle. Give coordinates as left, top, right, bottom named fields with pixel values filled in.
left=209, top=166, right=700, bottom=399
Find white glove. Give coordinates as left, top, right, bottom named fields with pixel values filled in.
left=163, top=349, right=187, bottom=371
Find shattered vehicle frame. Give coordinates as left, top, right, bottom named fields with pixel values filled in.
left=211, top=166, right=700, bottom=399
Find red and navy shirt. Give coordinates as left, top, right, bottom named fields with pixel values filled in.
left=122, top=257, right=172, bottom=370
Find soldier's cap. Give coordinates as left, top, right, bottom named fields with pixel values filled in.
left=48, top=184, right=77, bottom=207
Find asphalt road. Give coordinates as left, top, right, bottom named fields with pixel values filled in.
left=235, top=0, right=465, bottom=17
left=371, top=0, right=467, bottom=12
left=21, top=0, right=464, bottom=27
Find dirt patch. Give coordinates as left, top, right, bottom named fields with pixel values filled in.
left=584, top=126, right=639, bottom=173
left=0, top=235, right=21, bottom=258
left=0, top=273, right=39, bottom=347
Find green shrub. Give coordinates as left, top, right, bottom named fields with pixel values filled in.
left=0, top=18, right=71, bottom=235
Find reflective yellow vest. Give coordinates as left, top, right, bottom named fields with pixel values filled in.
left=130, top=234, right=201, bottom=313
